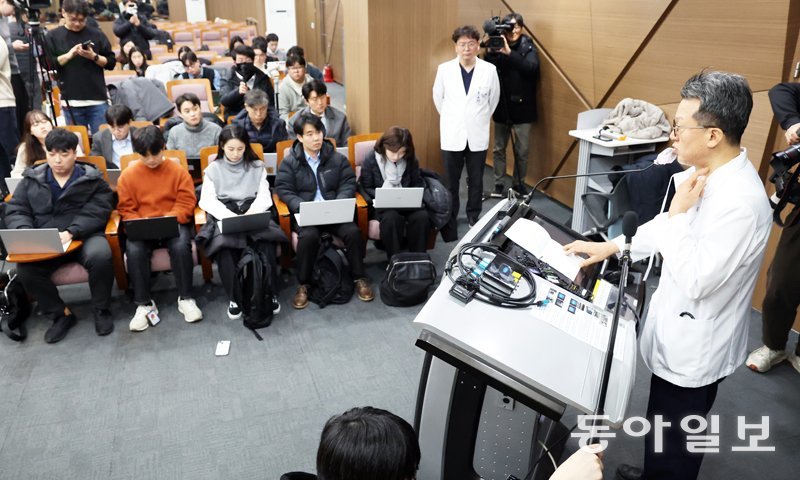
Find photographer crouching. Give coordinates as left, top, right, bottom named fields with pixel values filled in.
left=744, top=81, right=800, bottom=374
left=483, top=13, right=539, bottom=197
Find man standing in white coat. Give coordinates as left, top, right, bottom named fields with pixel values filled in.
left=564, top=71, right=771, bottom=480
left=433, top=25, right=500, bottom=235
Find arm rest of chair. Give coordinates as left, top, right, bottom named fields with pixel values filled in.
left=195, top=207, right=207, bottom=225
left=6, top=240, right=83, bottom=263
left=273, top=193, right=291, bottom=238
left=355, top=193, right=369, bottom=241
left=105, top=210, right=121, bottom=236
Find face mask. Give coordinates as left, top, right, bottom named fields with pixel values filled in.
left=126, top=6, right=138, bottom=15
left=237, top=63, right=256, bottom=79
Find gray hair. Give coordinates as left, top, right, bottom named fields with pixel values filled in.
left=244, top=89, right=270, bottom=108
left=680, top=71, right=753, bottom=145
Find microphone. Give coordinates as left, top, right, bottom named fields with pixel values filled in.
left=482, top=19, right=498, bottom=35
left=622, top=211, right=639, bottom=254
left=523, top=163, right=655, bottom=207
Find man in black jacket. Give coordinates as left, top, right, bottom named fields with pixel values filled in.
left=113, top=0, right=157, bottom=59
left=744, top=81, right=800, bottom=374
left=221, top=45, right=275, bottom=121
left=484, top=13, right=539, bottom=196
left=275, top=113, right=373, bottom=309
left=5, top=128, right=115, bottom=343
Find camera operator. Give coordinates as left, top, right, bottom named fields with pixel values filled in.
left=744, top=81, right=800, bottom=374
left=484, top=13, right=539, bottom=197
left=45, top=0, right=115, bottom=134
left=113, top=0, right=156, bottom=59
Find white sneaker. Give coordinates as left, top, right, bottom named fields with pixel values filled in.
left=271, top=296, right=281, bottom=315
left=745, top=345, right=787, bottom=372
left=227, top=301, right=242, bottom=320
left=788, top=353, right=800, bottom=375
left=178, top=297, right=203, bottom=323
left=129, top=301, right=157, bottom=332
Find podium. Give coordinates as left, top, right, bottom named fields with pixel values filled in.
left=413, top=201, right=639, bottom=480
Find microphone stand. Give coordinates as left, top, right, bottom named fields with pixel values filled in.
left=589, top=217, right=636, bottom=444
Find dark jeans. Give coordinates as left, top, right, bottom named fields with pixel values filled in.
left=16, top=235, right=113, bottom=315
left=376, top=208, right=430, bottom=259
left=126, top=224, right=195, bottom=304
left=11, top=74, right=29, bottom=134
left=761, top=220, right=800, bottom=355
left=643, top=374, right=724, bottom=480
left=442, top=147, right=487, bottom=225
left=294, top=222, right=365, bottom=285
left=0, top=106, right=20, bottom=179
left=215, top=242, right=280, bottom=300
left=64, top=103, right=108, bottom=135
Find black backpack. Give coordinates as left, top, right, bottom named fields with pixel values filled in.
left=379, top=252, right=437, bottom=307
left=0, top=270, right=32, bottom=342
left=309, top=233, right=354, bottom=308
left=234, top=245, right=275, bottom=336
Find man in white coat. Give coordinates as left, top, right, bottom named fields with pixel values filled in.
left=564, top=71, right=771, bottom=480
left=433, top=25, right=500, bottom=234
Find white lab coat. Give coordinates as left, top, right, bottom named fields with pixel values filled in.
left=432, top=57, right=500, bottom=152
left=612, top=149, right=771, bottom=388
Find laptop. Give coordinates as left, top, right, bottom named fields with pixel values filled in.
left=373, top=187, right=424, bottom=209
left=295, top=198, right=356, bottom=227
left=106, top=169, right=121, bottom=188
left=124, top=216, right=180, bottom=241
left=0, top=228, right=71, bottom=254
left=218, top=211, right=271, bottom=235
left=2, top=177, right=23, bottom=197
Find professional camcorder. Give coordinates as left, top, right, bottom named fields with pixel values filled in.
left=482, top=16, right=514, bottom=50
left=11, top=0, right=52, bottom=12
left=769, top=143, right=800, bottom=226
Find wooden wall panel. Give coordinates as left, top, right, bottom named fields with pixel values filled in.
left=295, top=0, right=322, bottom=67
left=605, top=0, right=789, bottom=107
left=205, top=0, right=265, bottom=30
left=167, top=0, right=187, bottom=22
left=589, top=0, right=672, bottom=102
left=342, top=0, right=372, bottom=137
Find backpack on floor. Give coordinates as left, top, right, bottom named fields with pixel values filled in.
left=309, top=233, right=354, bottom=308
left=0, top=269, right=32, bottom=342
left=380, top=252, right=437, bottom=307
left=234, top=245, right=275, bottom=333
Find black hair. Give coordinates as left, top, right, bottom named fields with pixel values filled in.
left=228, top=35, right=245, bottom=56
left=217, top=124, right=259, bottom=166
left=44, top=127, right=79, bottom=152
left=252, top=36, right=268, bottom=53
left=105, top=104, right=133, bottom=126
left=233, top=44, right=255, bottom=61
left=451, top=25, right=480, bottom=43
left=132, top=125, right=165, bottom=156
left=301, top=79, right=327, bottom=100
left=316, top=407, right=421, bottom=480
left=503, top=12, right=524, bottom=27
left=181, top=51, right=198, bottom=66
left=266, top=33, right=279, bottom=43
left=62, top=0, right=91, bottom=17
left=292, top=112, right=326, bottom=136
left=375, top=126, right=416, bottom=165
left=680, top=70, right=753, bottom=145
left=177, top=45, right=193, bottom=62
left=126, top=46, right=149, bottom=73
left=175, top=92, right=201, bottom=111
left=286, top=46, right=304, bottom=58
left=285, top=53, right=306, bottom=68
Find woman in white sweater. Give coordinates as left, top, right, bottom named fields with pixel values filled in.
left=13, top=110, right=84, bottom=178
left=198, top=124, right=285, bottom=320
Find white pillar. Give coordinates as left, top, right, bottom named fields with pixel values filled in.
left=264, top=0, right=297, bottom=47
left=185, top=0, right=207, bottom=22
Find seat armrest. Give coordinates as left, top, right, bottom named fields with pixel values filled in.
left=273, top=193, right=291, bottom=238
left=355, top=193, right=369, bottom=242
left=105, top=210, right=121, bottom=236
left=195, top=207, right=207, bottom=225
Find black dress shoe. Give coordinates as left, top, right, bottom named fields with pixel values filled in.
left=616, top=464, right=644, bottom=480
left=44, top=313, right=77, bottom=344
left=94, top=309, right=114, bottom=336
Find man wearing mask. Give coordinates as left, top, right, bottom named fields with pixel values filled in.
left=220, top=44, right=275, bottom=121
left=484, top=13, right=539, bottom=197
left=113, top=0, right=157, bottom=59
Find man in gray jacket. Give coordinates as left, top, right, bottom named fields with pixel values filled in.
left=89, top=104, right=137, bottom=169
left=290, top=79, right=353, bottom=148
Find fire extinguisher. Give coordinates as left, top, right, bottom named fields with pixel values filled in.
left=323, top=64, right=334, bottom=83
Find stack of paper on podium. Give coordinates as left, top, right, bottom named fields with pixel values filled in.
left=504, top=218, right=583, bottom=279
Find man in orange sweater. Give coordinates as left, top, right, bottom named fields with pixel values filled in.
left=116, top=125, right=203, bottom=331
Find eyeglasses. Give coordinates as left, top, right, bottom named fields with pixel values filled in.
left=287, top=66, right=305, bottom=72
left=456, top=41, right=478, bottom=50
left=671, top=121, right=716, bottom=136
left=64, top=15, right=87, bottom=24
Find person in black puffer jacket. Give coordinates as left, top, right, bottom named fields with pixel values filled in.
left=275, top=112, right=373, bottom=309
left=4, top=128, right=115, bottom=343
left=358, top=126, right=430, bottom=260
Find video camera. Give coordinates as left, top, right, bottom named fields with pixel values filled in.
left=11, top=0, right=52, bottom=23
left=769, top=143, right=800, bottom=226
left=482, top=16, right=514, bottom=50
